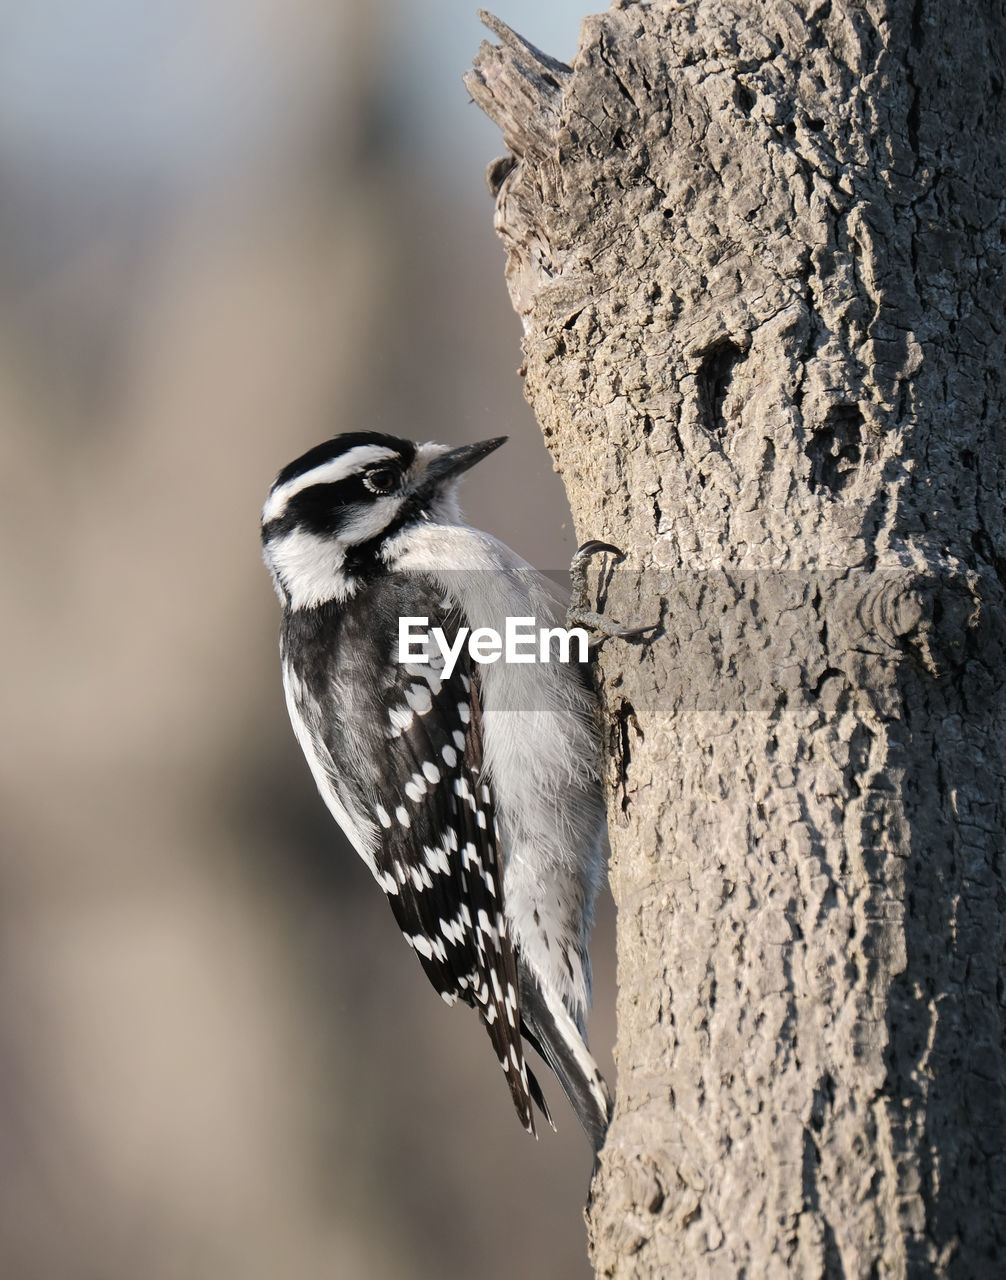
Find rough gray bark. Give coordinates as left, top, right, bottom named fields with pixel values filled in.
left=467, top=2, right=1006, bottom=1276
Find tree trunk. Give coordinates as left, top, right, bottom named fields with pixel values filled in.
left=467, top=2, right=1006, bottom=1276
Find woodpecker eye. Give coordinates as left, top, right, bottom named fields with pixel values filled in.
left=364, top=465, right=399, bottom=494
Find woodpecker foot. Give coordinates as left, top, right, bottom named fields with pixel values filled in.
left=567, top=541, right=658, bottom=646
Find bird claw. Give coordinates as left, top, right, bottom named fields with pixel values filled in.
left=571, top=540, right=624, bottom=568
left=567, top=541, right=659, bottom=645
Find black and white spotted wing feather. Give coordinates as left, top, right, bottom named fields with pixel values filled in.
left=282, top=575, right=548, bottom=1136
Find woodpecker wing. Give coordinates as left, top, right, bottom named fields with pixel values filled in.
left=283, top=576, right=545, bottom=1135
left=382, top=655, right=549, bottom=1134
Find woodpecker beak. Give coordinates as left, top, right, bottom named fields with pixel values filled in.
left=407, top=438, right=507, bottom=517
left=423, top=437, right=507, bottom=486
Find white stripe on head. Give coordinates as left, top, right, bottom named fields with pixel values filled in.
left=337, top=495, right=405, bottom=546
left=262, top=444, right=399, bottom=524
left=264, top=527, right=356, bottom=610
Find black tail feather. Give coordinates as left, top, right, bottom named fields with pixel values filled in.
left=524, top=1060, right=556, bottom=1133
left=518, top=962, right=613, bottom=1154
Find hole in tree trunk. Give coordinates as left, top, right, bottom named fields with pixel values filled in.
left=696, top=340, right=745, bottom=438
left=806, top=404, right=864, bottom=494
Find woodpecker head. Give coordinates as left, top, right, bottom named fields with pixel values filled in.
left=261, top=431, right=506, bottom=609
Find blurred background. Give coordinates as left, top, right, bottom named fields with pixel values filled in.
left=0, top=2, right=616, bottom=1277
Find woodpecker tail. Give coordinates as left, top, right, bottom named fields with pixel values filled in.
left=518, top=962, right=613, bottom=1153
